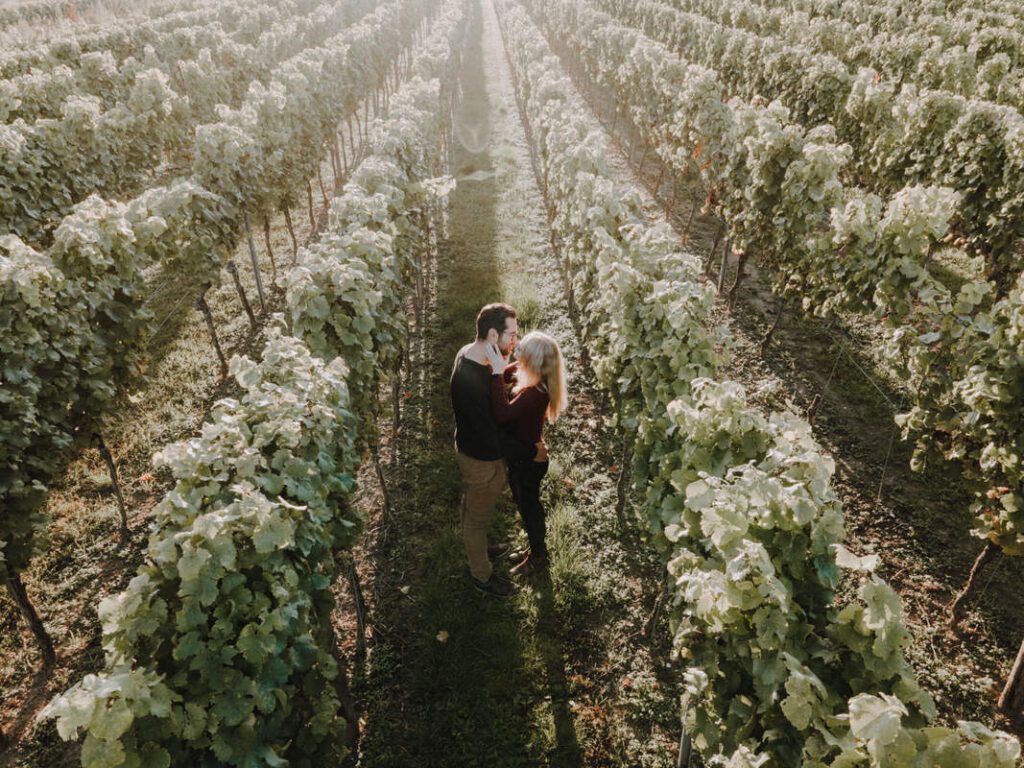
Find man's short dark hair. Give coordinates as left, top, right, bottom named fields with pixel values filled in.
left=476, top=303, right=516, bottom=340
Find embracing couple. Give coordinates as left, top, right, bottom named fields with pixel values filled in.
left=450, top=303, right=568, bottom=598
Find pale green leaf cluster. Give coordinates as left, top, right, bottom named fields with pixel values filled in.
left=285, top=22, right=464, bottom=425
left=592, top=0, right=1024, bottom=280
left=42, top=327, right=360, bottom=767
left=1, top=0, right=436, bottom=585
left=0, top=0, right=382, bottom=246
left=895, top=273, right=1024, bottom=554
left=533, top=0, right=1024, bottom=555
left=651, top=0, right=1024, bottom=114
left=0, top=182, right=233, bottom=574
left=497, top=1, right=1021, bottom=765
left=41, top=3, right=468, bottom=765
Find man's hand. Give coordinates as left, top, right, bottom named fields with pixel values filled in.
left=534, top=440, right=549, bottom=462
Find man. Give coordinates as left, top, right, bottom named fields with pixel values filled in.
left=450, top=303, right=547, bottom=597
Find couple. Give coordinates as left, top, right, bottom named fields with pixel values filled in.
left=450, top=303, right=568, bottom=598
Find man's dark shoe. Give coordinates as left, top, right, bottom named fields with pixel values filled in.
left=487, top=542, right=512, bottom=562
left=472, top=574, right=515, bottom=598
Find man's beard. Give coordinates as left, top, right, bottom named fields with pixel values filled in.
left=498, top=340, right=514, bottom=356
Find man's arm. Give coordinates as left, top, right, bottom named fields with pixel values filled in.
left=498, top=430, right=538, bottom=461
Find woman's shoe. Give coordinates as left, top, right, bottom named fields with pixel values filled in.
left=510, top=554, right=548, bottom=578
left=508, top=547, right=530, bottom=566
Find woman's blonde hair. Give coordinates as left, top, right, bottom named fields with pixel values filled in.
left=514, top=331, right=568, bottom=422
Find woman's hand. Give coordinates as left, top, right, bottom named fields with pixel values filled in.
left=484, top=342, right=507, bottom=375
left=534, top=440, right=548, bottom=462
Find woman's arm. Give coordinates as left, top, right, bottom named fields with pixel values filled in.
left=490, top=374, right=546, bottom=424
left=502, top=361, right=519, bottom=384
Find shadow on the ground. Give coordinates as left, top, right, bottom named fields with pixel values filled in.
left=355, top=3, right=582, bottom=765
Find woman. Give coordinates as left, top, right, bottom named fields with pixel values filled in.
left=484, top=331, right=568, bottom=577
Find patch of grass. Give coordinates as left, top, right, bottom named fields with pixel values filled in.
left=505, top=287, right=543, bottom=334
left=930, top=245, right=986, bottom=291
left=351, top=3, right=683, bottom=766
left=355, top=4, right=553, bottom=765
left=545, top=503, right=601, bottom=637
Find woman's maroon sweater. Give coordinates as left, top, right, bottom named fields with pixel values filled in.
left=490, top=362, right=549, bottom=447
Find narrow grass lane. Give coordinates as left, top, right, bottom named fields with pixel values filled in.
left=353, top=2, right=680, bottom=765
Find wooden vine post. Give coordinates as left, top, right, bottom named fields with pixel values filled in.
left=949, top=540, right=999, bottom=627
left=261, top=215, right=277, bottom=284
left=282, top=202, right=299, bottom=262
left=681, top=199, right=697, bottom=241
left=2, top=565, right=56, bottom=667
left=337, top=131, right=348, bottom=176
left=316, top=164, right=330, bottom=208
left=371, top=443, right=392, bottom=522
left=329, top=143, right=340, bottom=183
left=998, top=637, right=1024, bottom=716
left=93, top=431, right=128, bottom=545
left=760, top=296, right=788, bottom=351
left=716, top=235, right=731, bottom=294
left=677, top=719, right=693, bottom=768
left=615, top=434, right=634, bottom=527
left=226, top=260, right=256, bottom=329
left=706, top=219, right=724, bottom=275
left=195, top=290, right=228, bottom=378
left=727, top=251, right=749, bottom=306
left=353, top=111, right=363, bottom=145
left=392, top=366, right=402, bottom=436
left=242, top=212, right=267, bottom=313
left=318, top=609, right=359, bottom=752
left=305, top=179, right=316, bottom=229
left=346, top=116, right=357, bottom=164
left=348, top=556, right=367, bottom=659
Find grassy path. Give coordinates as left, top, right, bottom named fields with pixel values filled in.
left=351, top=1, right=680, bottom=765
